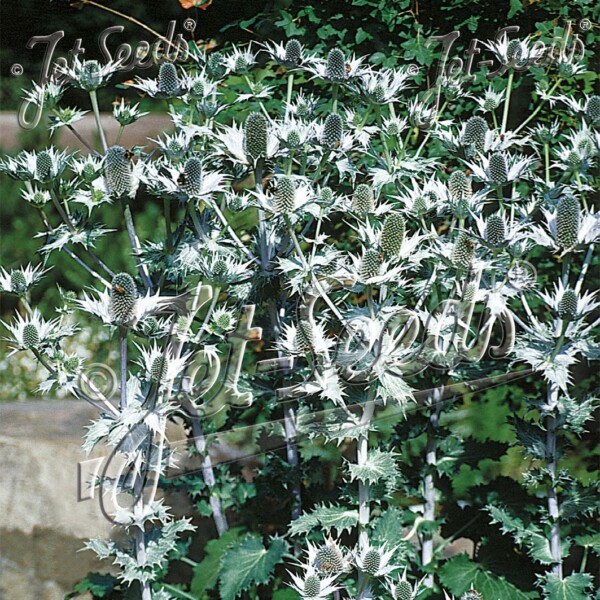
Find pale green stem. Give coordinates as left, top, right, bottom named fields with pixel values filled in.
left=89, top=90, right=107, bottom=153
left=285, top=71, right=294, bottom=119
left=123, top=204, right=152, bottom=291
left=513, top=79, right=562, bottom=135
left=544, top=142, right=551, bottom=186
left=501, top=69, right=515, bottom=135
left=332, top=83, right=339, bottom=114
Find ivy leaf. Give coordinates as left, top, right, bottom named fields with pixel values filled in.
left=191, top=528, right=244, bottom=597
left=508, top=0, right=524, bottom=18
left=540, top=573, right=594, bottom=600
left=289, top=504, right=359, bottom=536
left=439, top=554, right=533, bottom=600
left=219, top=535, right=288, bottom=600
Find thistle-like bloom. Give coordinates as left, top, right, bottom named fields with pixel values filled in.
left=22, top=80, right=65, bottom=110
left=305, top=48, right=365, bottom=83
left=0, top=263, right=49, bottom=294
left=135, top=342, right=188, bottom=384
left=305, top=539, right=351, bottom=576
left=60, top=57, right=122, bottom=92
left=474, top=86, right=504, bottom=113
left=0, top=147, right=70, bottom=182
left=112, top=99, right=148, bottom=126
left=531, top=197, right=599, bottom=252
left=262, top=39, right=306, bottom=69
left=483, top=34, right=542, bottom=69
left=143, top=160, right=226, bottom=201
left=2, top=309, right=63, bottom=355
left=387, top=569, right=423, bottom=600
left=354, top=543, right=398, bottom=577
left=152, top=129, right=195, bottom=162
left=103, top=145, right=140, bottom=198
left=539, top=280, right=599, bottom=323
left=71, top=155, right=104, bottom=183
left=274, top=117, right=314, bottom=150
left=71, top=177, right=113, bottom=215
left=408, top=99, right=443, bottom=129
left=217, top=119, right=279, bottom=166
left=76, top=285, right=190, bottom=327
left=466, top=152, right=533, bottom=186
left=288, top=567, right=340, bottom=600
left=48, top=106, right=88, bottom=136
left=277, top=320, right=333, bottom=357
left=20, top=186, right=52, bottom=206
left=267, top=175, right=317, bottom=216
left=223, top=46, right=257, bottom=75
left=473, top=212, right=527, bottom=250
left=356, top=67, right=411, bottom=105
left=313, top=114, right=354, bottom=153
left=129, top=62, right=188, bottom=98
left=286, top=92, right=319, bottom=121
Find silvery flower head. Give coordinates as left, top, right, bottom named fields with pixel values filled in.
left=62, top=57, right=122, bottom=92
left=0, top=147, right=70, bottom=182
left=224, top=46, right=257, bottom=75
left=263, top=39, right=305, bottom=69
left=48, top=106, right=88, bottom=136
left=22, top=80, right=65, bottom=110
left=306, top=48, right=365, bottom=83
left=275, top=117, right=314, bottom=150
left=2, top=309, right=63, bottom=355
left=135, top=342, right=188, bottom=384
left=71, top=154, right=104, bottom=183
left=0, top=263, right=48, bottom=294
left=21, top=186, right=52, bottom=206
left=218, top=116, right=279, bottom=166
left=112, top=99, right=148, bottom=126
left=475, top=86, right=504, bottom=113
left=129, top=62, right=187, bottom=99
left=408, top=98, right=439, bottom=129
left=388, top=569, right=423, bottom=600
left=530, top=119, right=560, bottom=145
left=152, top=129, right=195, bottom=162
left=286, top=92, right=319, bottom=121
left=354, top=543, right=398, bottom=577
left=539, top=280, right=599, bottom=323
left=306, top=539, right=351, bottom=576
left=467, top=152, right=533, bottom=187
left=357, top=67, right=411, bottom=105
left=71, top=177, right=113, bottom=215
left=484, top=34, right=542, bottom=69
left=267, top=175, right=316, bottom=217
left=288, top=566, right=340, bottom=600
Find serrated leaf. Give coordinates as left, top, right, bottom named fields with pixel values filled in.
left=219, top=536, right=288, bottom=600
left=511, top=416, right=547, bottom=459
left=191, top=528, right=244, bottom=597
left=348, top=449, right=400, bottom=485
left=439, top=554, right=532, bottom=600
left=371, top=507, right=405, bottom=544
left=540, top=572, right=594, bottom=600
left=574, top=533, right=600, bottom=555
left=289, top=504, right=359, bottom=536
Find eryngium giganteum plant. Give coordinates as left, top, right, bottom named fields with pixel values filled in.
left=1, top=24, right=598, bottom=600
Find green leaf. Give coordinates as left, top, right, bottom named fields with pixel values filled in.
left=439, top=554, right=532, bottom=600
left=191, top=528, right=244, bottom=597
left=356, top=28, right=372, bottom=45
left=371, top=507, right=405, bottom=544
left=541, top=573, right=594, bottom=600
left=219, top=536, right=288, bottom=600
left=289, top=504, right=359, bottom=536
left=348, top=449, right=399, bottom=485
left=508, top=0, right=524, bottom=18
left=67, top=572, right=118, bottom=598
left=574, top=533, right=600, bottom=555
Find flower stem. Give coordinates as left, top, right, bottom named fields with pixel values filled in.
left=544, top=142, right=551, bottom=186
left=501, top=69, right=515, bottom=135
left=123, top=203, right=153, bottom=291
left=119, top=326, right=128, bottom=411
left=285, top=72, right=294, bottom=119
left=514, top=78, right=562, bottom=135
left=89, top=90, right=108, bottom=153
left=332, top=83, right=339, bottom=114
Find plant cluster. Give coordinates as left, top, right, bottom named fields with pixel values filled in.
left=1, top=17, right=598, bottom=600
